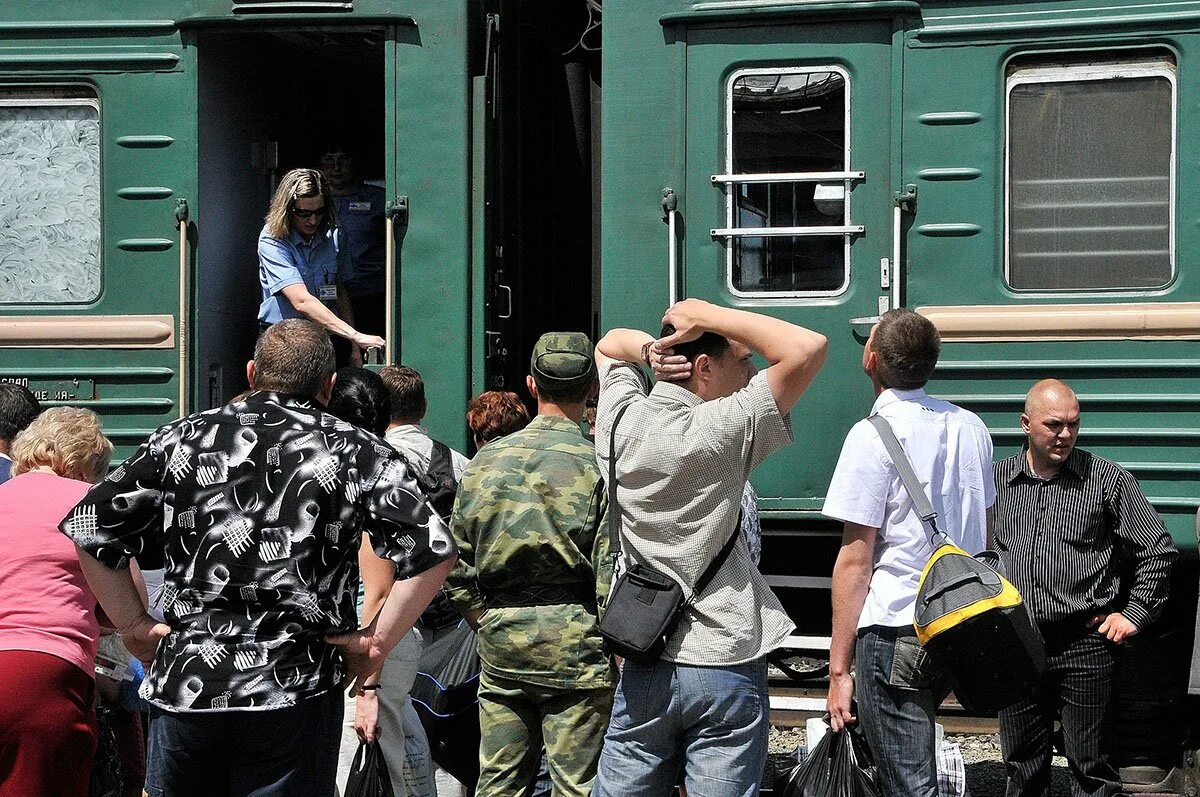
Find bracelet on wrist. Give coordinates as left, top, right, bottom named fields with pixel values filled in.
left=641, top=341, right=653, bottom=367
left=358, top=684, right=382, bottom=695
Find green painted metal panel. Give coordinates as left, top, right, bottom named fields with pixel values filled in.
left=390, top=4, right=473, bottom=453
left=681, top=20, right=899, bottom=508
left=0, top=23, right=196, bottom=461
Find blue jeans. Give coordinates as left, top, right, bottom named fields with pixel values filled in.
left=145, top=688, right=344, bottom=796
left=855, top=626, right=950, bottom=797
left=593, top=657, right=769, bottom=797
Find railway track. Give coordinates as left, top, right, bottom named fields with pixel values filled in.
left=768, top=678, right=1000, bottom=735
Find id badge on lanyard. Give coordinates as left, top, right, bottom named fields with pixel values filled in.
left=318, top=283, right=339, bottom=312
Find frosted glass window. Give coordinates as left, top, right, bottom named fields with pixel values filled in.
left=0, top=91, right=101, bottom=303
left=1007, top=61, right=1174, bottom=291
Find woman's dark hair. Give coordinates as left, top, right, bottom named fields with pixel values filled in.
left=327, top=367, right=391, bottom=436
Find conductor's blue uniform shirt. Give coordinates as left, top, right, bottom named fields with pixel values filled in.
left=333, top=182, right=387, bottom=298
left=257, top=226, right=339, bottom=325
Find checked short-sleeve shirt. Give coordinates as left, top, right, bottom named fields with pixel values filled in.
left=594, top=363, right=796, bottom=666
left=62, top=391, right=456, bottom=713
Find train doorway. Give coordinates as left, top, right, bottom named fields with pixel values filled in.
left=193, top=28, right=385, bottom=408
left=481, top=1, right=601, bottom=396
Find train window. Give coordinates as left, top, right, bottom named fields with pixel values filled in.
left=717, top=67, right=858, bottom=298
left=0, top=88, right=101, bottom=304
left=1006, top=58, right=1175, bottom=291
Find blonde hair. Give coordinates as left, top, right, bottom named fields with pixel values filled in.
left=264, top=168, right=337, bottom=239
left=11, top=406, right=113, bottom=483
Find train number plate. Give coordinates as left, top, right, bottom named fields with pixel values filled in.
left=0, top=377, right=95, bottom=401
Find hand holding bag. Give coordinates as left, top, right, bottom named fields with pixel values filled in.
left=344, top=740, right=394, bottom=797
left=597, top=403, right=739, bottom=663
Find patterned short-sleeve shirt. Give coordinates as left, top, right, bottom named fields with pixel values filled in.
left=594, top=364, right=796, bottom=666
left=61, top=392, right=456, bottom=713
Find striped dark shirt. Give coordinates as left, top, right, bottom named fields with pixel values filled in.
left=993, top=447, right=1177, bottom=629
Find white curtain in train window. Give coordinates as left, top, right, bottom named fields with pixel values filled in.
left=0, top=97, right=101, bottom=303
left=1006, top=60, right=1175, bottom=291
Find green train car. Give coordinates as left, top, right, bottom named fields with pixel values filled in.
left=0, top=0, right=1198, bottom=789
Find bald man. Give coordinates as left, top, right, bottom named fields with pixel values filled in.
left=993, top=379, right=1177, bottom=797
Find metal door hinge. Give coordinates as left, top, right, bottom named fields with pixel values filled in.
left=387, top=196, right=409, bottom=226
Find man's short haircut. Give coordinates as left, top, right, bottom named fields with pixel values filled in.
left=378, top=365, right=426, bottom=423
left=536, top=373, right=596, bottom=405
left=870, top=308, right=941, bottom=390
left=660, top=325, right=730, bottom=365
left=252, top=320, right=336, bottom=398
left=328, top=367, right=392, bottom=437
left=467, top=391, right=530, bottom=445
left=0, top=383, right=41, bottom=442
left=11, top=406, right=112, bottom=483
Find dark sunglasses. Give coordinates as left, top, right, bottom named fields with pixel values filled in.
left=291, top=207, right=326, bottom=219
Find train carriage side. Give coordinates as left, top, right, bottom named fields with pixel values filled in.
left=0, top=15, right=196, bottom=459
left=602, top=0, right=1199, bottom=787
left=0, top=1, right=476, bottom=458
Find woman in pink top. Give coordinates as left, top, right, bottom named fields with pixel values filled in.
left=0, top=407, right=112, bottom=797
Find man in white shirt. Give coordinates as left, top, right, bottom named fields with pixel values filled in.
left=592, top=299, right=827, bottom=797
left=823, top=308, right=995, bottom=797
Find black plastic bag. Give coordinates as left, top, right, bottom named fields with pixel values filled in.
left=780, top=723, right=880, bottom=797
left=344, top=740, right=394, bottom=797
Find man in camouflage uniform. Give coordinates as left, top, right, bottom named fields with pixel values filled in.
left=445, top=332, right=614, bottom=797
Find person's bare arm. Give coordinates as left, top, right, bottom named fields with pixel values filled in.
left=658, top=299, right=827, bottom=414
left=827, top=522, right=876, bottom=731
left=327, top=555, right=456, bottom=693
left=595, top=328, right=653, bottom=371
left=76, top=550, right=171, bottom=667
left=279, top=283, right=385, bottom=352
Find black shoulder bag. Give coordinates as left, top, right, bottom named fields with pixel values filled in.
left=597, top=403, right=740, bottom=663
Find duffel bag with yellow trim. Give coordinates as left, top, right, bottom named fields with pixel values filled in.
left=868, top=416, right=1045, bottom=715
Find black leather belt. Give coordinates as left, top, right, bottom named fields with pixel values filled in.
left=483, top=585, right=594, bottom=609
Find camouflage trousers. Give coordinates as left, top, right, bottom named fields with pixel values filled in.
left=476, top=670, right=615, bottom=797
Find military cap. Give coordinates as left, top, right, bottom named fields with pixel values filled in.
left=530, top=332, right=596, bottom=392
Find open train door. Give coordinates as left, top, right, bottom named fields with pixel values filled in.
left=0, top=28, right=197, bottom=459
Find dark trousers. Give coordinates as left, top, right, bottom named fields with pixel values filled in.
left=999, top=630, right=1119, bottom=797
left=145, top=688, right=343, bottom=797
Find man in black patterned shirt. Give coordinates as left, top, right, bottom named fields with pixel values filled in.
left=64, top=320, right=457, bottom=796
left=993, top=379, right=1177, bottom=797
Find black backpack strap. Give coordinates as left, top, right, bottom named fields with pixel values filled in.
left=607, top=400, right=741, bottom=602
left=606, top=403, right=633, bottom=561
left=427, top=440, right=457, bottom=486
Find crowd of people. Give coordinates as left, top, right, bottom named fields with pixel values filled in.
left=0, top=299, right=1185, bottom=797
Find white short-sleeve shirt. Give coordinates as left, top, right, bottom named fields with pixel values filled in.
left=822, top=388, right=995, bottom=629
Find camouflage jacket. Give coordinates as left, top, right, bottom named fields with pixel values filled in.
left=446, top=414, right=615, bottom=688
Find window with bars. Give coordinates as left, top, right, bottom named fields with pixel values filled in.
left=716, top=67, right=860, bottom=297
left=1006, top=58, right=1175, bottom=291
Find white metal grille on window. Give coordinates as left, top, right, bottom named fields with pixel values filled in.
left=716, top=67, right=861, bottom=297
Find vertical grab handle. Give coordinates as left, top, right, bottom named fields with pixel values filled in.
left=174, top=199, right=189, bottom=417
left=384, top=196, right=409, bottom=366
left=662, top=188, right=679, bottom=306
left=384, top=212, right=395, bottom=366
left=891, top=204, right=901, bottom=311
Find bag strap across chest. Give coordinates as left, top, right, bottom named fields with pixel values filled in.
left=606, top=401, right=739, bottom=603
left=866, top=414, right=947, bottom=546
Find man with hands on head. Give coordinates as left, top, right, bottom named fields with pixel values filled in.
left=993, top=379, right=1177, bottom=797
left=61, top=319, right=456, bottom=797
left=822, top=308, right=995, bottom=797
left=591, top=298, right=827, bottom=797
